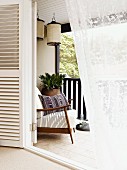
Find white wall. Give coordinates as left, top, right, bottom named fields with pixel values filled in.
left=37, top=37, right=55, bottom=90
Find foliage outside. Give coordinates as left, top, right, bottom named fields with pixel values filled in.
left=60, top=33, right=79, bottom=78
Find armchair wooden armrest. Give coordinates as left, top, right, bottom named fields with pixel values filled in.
left=37, top=104, right=71, bottom=112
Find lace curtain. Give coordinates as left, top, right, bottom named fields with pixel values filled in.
left=65, top=0, right=127, bottom=170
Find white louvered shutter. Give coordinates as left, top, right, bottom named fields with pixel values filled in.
left=0, top=3, right=22, bottom=147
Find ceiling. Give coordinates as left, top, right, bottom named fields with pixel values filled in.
left=37, top=0, right=69, bottom=25
left=37, top=0, right=127, bottom=25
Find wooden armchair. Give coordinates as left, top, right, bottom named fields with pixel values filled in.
left=36, top=88, right=76, bottom=144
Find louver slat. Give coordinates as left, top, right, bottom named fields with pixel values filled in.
left=0, top=117, right=19, bottom=122
left=0, top=100, right=19, bottom=103
left=0, top=108, right=19, bottom=111
left=0, top=136, right=19, bottom=141
left=0, top=132, right=19, bottom=136
left=0, top=122, right=19, bottom=126
left=0, top=125, right=19, bottom=129
left=0, top=129, right=19, bottom=133
left=0, top=114, right=19, bottom=118
left=0, top=4, right=20, bottom=144
left=0, top=96, right=19, bottom=99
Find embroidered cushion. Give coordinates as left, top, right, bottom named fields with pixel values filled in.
left=39, top=93, right=68, bottom=116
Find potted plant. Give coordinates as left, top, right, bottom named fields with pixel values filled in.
left=39, top=73, right=65, bottom=96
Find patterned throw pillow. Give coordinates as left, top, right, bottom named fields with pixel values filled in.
left=39, top=93, right=69, bottom=116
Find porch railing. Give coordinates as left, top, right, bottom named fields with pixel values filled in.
left=61, top=78, right=87, bottom=120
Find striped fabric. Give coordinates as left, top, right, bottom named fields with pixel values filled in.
left=39, top=93, right=68, bottom=116
left=37, top=109, right=77, bottom=128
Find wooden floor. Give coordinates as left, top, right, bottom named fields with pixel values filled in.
left=34, top=130, right=97, bottom=169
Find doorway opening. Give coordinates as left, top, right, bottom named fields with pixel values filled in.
left=34, top=30, right=97, bottom=169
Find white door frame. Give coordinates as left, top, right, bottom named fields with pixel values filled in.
left=21, top=0, right=33, bottom=147
left=22, top=0, right=37, bottom=147
left=31, top=1, right=37, bottom=144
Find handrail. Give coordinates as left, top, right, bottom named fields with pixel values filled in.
left=37, top=104, right=71, bottom=112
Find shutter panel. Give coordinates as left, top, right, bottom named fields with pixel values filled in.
left=0, top=4, right=19, bottom=70
left=0, top=3, right=22, bottom=147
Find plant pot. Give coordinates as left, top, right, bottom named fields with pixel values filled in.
left=41, top=88, right=60, bottom=96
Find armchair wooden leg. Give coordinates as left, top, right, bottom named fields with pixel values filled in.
left=69, top=129, right=74, bottom=144
left=64, top=108, right=74, bottom=144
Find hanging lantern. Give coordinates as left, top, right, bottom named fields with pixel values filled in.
left=37, top=11, right=45, bottom=39
left=47, top=13, right=61, bottom=46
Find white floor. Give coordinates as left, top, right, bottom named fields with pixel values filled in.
left=35, top=130, right=97, bottom=169
left=0, top=146, right=70, bottom=170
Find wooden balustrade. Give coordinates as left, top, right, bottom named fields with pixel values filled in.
left=61, top=78, right=87, bottom=120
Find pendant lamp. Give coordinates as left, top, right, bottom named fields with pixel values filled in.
left=47, top=13, right=61, bottom=46
left=37, top=11, right=45, bottom=39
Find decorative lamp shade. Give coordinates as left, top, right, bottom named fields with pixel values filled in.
left=47, top=21, right=61, bottom=46
left=37, top=18, right=45, bottom=39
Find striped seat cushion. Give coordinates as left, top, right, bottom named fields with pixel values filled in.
left=39, top=93, right=68, bottom=116
left=37, top=109, right=77, bottom=128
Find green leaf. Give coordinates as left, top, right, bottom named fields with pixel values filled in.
left=39, top=72, right=65, bottom=90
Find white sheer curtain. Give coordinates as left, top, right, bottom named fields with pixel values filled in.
left=65, top=0, right=127, bottom=170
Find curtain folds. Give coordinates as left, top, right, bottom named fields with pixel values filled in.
left=65, top=0, right=127, bottom=170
